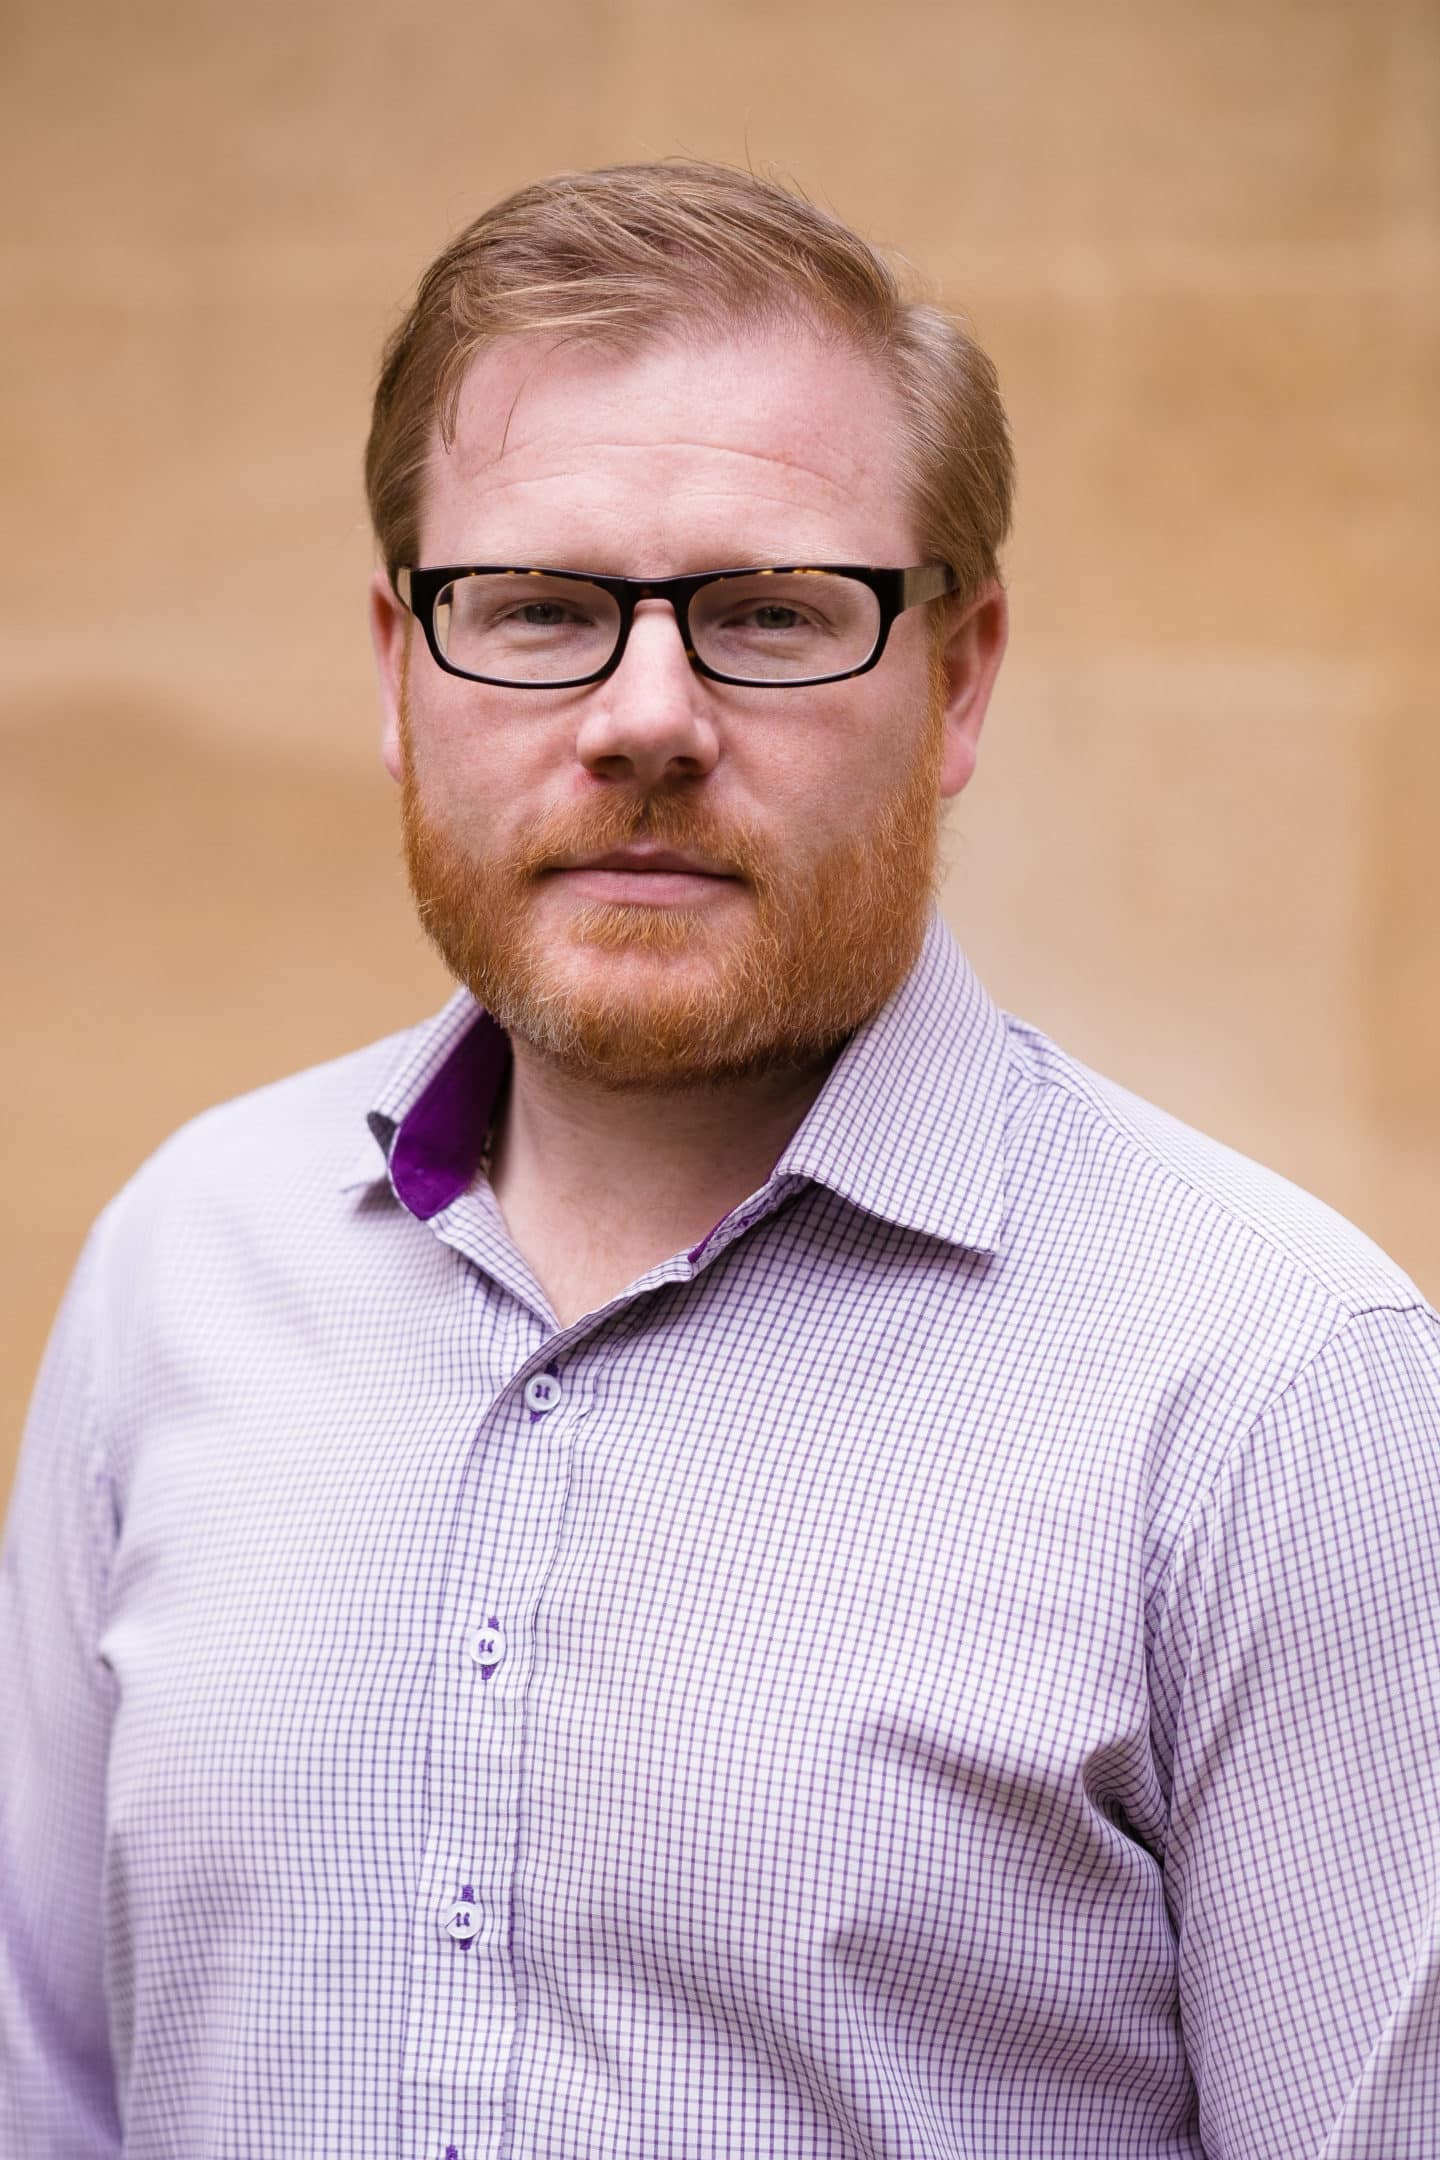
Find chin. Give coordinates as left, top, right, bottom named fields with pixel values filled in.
left=549, top=928, right=733, bottom=1011
left=561, top=893, right=737, bottom=955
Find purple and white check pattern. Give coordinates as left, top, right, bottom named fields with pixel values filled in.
left=4, top=914, right=1440, bottom=2158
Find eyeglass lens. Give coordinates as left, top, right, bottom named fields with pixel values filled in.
left=432, top=571, right=884, bottom=684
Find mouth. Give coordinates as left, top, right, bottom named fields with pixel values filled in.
left=545, top=845, right=740, bottom=907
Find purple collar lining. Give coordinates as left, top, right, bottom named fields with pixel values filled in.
left=387, top=1011, right=510, bottom=1220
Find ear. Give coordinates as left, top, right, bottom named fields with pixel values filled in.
left=937, top=581, right=1008, bottom=800
left=369, top=569, right=410, bottom=784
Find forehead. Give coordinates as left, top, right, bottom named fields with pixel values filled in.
left=418, top=323, right=918, bottom=571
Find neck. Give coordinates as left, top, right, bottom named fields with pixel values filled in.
left=487, top=1039, right=838, bottom=1326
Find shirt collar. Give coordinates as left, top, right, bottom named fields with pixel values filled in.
left=346, top=911, right=1011, bottom=1254
left=341, top=986, right=506, bottom=1215
left=773, top=910, right=1009, bottom=1253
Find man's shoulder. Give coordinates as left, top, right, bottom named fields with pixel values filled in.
left=998, top=1011, right=1426, bottom=1324
left=110, top=1020, right=422, bottom=1223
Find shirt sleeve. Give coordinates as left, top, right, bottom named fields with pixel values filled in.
left=0, top=1223, right=124, bottom=2157
left=1154, top=1302, right=1440, bottom=2160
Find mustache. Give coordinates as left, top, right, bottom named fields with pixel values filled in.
left=510, top=790, right=773, bottom=890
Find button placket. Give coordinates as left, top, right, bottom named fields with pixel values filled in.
left=405, top=1353, right=594, bottom=2126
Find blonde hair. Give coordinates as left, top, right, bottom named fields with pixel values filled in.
left=364, top=160, right=1014, bottom=599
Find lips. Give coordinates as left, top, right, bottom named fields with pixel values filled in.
left=561, top=847, right=730, bottom=877
left=543, top=845, right=740, bottom=907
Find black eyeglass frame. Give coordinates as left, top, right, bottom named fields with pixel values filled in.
left=393, top=562, right=958, bottom=689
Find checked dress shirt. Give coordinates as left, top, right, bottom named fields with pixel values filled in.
left=4, top=912, right=1440, bottom=2159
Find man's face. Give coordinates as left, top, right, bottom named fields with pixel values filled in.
left=371, top=322, right=1005, bottom=1088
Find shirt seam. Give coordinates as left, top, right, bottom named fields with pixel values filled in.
left=1150, top=1301, right=1432, bottom=1655
left=1010, top=1049, right=1422, bottom=1318
left=86, top=1203, right=126, bottom=1657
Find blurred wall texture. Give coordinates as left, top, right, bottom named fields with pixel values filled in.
left=3, top=0, right=1438, bottom=1495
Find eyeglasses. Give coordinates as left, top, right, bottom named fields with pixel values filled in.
left=394, top=562, right=956, bottom=689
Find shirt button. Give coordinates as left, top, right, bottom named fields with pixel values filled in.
left=470, top=1618, right=505, bottom=1670
left=523, top=1372, right=562, bottom=1414
left=444, top=1899, right=479, bottom=1942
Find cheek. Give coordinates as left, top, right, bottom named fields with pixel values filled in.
left=762, top=679, right=930, bottom=833
left=404, top=685, right=542, bottom=830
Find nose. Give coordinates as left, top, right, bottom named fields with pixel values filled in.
left=573, top=599, right=720, bottom=789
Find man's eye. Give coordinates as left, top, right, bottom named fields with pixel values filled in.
left=733, top=604, right=808, bottom=632
left=508, top=601, right=576, bottom=628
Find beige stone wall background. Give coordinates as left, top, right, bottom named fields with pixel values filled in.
left=3, top=0, right=1437, bottom=1500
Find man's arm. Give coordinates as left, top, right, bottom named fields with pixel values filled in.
left=1, top=1226, right=123, bottom=2156
left=1155, top=1303, right=1440, bottom=2160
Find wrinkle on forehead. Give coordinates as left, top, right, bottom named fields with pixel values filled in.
left=449, top=437, right=882, bottom=509
left=419, top=322, right=916, bottom=568
left=441, top=325, right=900, bottom=492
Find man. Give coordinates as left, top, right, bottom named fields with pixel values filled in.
left=3, top=161, right=1438, bottom=2160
